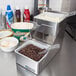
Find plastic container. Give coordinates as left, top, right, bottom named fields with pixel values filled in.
left=5, top=5, right=13, bottom=28
left=11, top=22, right=34, bottom=40
left=23, top=6, right=30, bottom=22
left=0, top=29, right=13, bottom=39
left=11, top=22, right=34, bottom=33
left=0, top=37, right=19, bottom=52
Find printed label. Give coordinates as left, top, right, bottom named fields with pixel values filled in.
left=38, top=0, right=47, bottom=8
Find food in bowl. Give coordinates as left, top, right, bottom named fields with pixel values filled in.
left=11, top=22, right=34, bottom=30
left=0, top=29, right=13, bottom=39
left=19, top=44, right=46, bottom=61
left=11, top=22, right=33, bottom=39
left=0, top=37, right=19, bottom=52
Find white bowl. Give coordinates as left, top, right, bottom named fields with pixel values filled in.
left=0, top=29, right=13, bottom=39
left=0, top=37, right=19, bottom=52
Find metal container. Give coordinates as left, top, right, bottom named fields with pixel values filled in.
left=15, top=12, right=67, bottom=74
left=34, top=12, right=67, bottom=44
left=15, top=39, right=60, bottom=74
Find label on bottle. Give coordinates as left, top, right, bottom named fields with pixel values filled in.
left=15, top=10, right=21, bottom=22
left=6, top=11, right=13, bottom=28
left=23, top=9, right=30, bottom=22
left=38, top=0, right=44, bottom=8
left=38, top=0, right=47, bottom=8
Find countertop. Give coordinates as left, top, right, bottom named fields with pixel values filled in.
left=0, top=33, right=76, bottom=76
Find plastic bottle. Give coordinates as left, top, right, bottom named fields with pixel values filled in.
left=15, top=7, right=21, bottom=22
left=23, top=6, right=30, bottom=22
left=6, top=5, right=13, bottom=28
left=38, top=0, right=44, bottom=9
left=38, top=0, right=48, bottom=13
left=0, top=9, right=6, bottom=29
left=1, top=9, right=6, bottom=29
left=0, top=9, right=2, bottom=29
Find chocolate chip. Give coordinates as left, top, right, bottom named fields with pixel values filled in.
left=19, top=44, right=45, bottom=61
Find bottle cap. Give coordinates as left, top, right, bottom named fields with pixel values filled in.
left=16, top=6, right=20, bottom=10
left=7, top=5, right=11, bottom=10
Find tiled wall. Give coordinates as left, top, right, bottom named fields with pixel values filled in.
left=0, top=0, right=34, bottom=14
left=49, top=0, right=76, bottom=12
left=49, top=0, right=62, bottom=11
left=70, top=0, right=76, bottom=11
left=0, top=0, right=76, bottom=14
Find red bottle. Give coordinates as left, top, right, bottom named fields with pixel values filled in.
left=23, top=6, right=30, bottom=22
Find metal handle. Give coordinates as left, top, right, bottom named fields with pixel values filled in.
left=47, top=44, right=60, bottom=54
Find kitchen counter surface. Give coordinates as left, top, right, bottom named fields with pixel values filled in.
left=0, top=33, right=76, bottom=76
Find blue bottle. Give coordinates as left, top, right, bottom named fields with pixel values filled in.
left=6, top=5, right=13, bottom=28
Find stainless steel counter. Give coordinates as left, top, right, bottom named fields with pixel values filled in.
left=0, top=33, right=76, bottom=76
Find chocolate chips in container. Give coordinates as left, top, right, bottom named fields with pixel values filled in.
left=19, top=44, right=46, bottom=61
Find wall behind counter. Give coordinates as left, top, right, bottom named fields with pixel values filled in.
left=0, top=0, right=34, bottom=15
left=49, top=0, right=76, bottom=12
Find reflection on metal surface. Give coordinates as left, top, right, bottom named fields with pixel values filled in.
left=17, top=64, right=37, bottom=76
